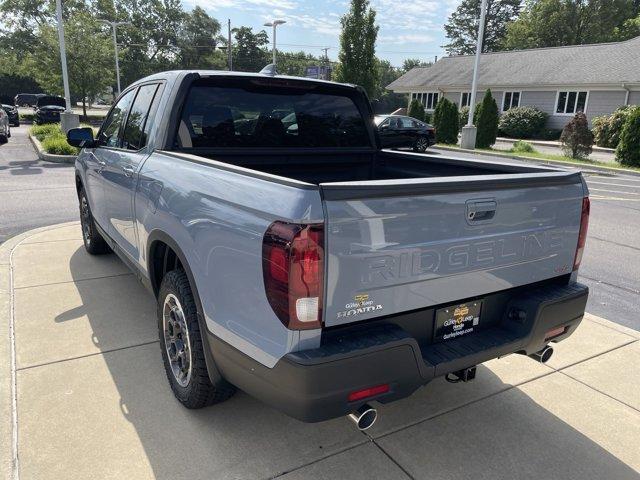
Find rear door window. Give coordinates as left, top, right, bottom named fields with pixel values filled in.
left=176, top=78, right=370, bottom=149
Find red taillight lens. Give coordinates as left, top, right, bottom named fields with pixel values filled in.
left=573, top=197, right=590, bottom=271
left=263, top=221, right=324, bottom=330
left=348, top=384, right=390, bottom=402
left=545, top=326, right=567, bottom=341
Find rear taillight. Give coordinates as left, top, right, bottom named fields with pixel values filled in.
left=573, top=197, right=590, bottom=271
left=263, top=221, right=324, bottom=330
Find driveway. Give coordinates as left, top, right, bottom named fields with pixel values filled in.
left=1, top=224, right=639, bottom=479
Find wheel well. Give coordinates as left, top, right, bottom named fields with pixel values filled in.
left=150, top=241, right=183, bottom=297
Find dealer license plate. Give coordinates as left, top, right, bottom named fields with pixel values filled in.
left=434, top=301, right=482, bottom=342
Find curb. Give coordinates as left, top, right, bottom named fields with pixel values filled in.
left=28, top=134, right=77, bottom=164
left=495, top=137, right=616, bottom=154
left=0, top=222, right=80, bottom=480
left=435, top=145, right=640, bottom=177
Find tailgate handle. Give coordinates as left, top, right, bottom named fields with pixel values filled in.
left=466, top=200, right=497, bottom=223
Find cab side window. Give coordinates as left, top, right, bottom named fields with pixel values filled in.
left=122, top=83, right=161, bottom=151
left=97, top=89, right=136, bottom=148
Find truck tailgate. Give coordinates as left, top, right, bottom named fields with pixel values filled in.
left=320, top=172, right=586, bottom=327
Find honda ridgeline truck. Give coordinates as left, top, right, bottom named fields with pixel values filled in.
left=68, top=70, right=590, bottom=429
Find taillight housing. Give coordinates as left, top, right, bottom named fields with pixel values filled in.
left=573, top=197, right=590, bottom=271
left=262, top=221, right=324, bottom=330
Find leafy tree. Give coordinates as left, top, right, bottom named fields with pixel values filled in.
left=433, top=98, right=460, bottom=144
left=616, top=107, right=640, bottom=166
left=408, top=99, right=425, bottom=121
left=177, top=6, right=223, bottom=69
left=402, top=58, right=432, bottom=72
left=503, top=0, right=636, bottom=50
left=28, top=13, right=114, bottom=116
left=232, top=26, right=268, bottom=72
left=560, top=112, right=593, bottom=159
left=475, top=89, right=499, bottom=147
left=335, top=0, right=379, bottom=97
left=444, top=0, right=522, bottom=55
left=613, top=13, right=640, bottom=40
left=277, top=51, right=326, bottom=77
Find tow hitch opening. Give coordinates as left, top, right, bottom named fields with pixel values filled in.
left=445, top=366, right=477, bottom=383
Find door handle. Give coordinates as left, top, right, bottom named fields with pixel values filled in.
left=466, top=199, right=497, bottom=223
left=122, top=165, right=135, bottom=177
left=96, top=159, right=106, bottom=173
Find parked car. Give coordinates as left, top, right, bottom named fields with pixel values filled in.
left=1, top=104, right=20, bottom=126
left=35, top=95, right=66, bottom=124
left=14, top=93, right=45, bottom=107
left=0, top=108, right=10, bottom=143
left=375, top=114, right=435, bottom=152
left=68, top=70, right=590, bottom=429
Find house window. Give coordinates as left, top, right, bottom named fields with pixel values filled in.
left=460, top=92, right=471, bottom=107
left=417, top=92, right=439, bottom=110
left=502, top=91, right=520, bottom=111
left=556, top=91, right=588, bottom=114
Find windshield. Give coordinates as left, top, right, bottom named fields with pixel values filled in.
left=176, top=78, right=370, bottom=149
left=37, top=96, right=66, bottom=108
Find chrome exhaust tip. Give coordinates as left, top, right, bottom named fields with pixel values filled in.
left=348, top=404, right=378, bottom=431
left=530, top=346, right=554, bottom=363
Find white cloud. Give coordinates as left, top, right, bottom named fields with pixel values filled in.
left=194, top=0, right=297, bottom=11
left=378, top=33, right=435, bottom=45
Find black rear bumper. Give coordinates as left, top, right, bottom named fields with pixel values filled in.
left=208, top=282, right=588, bottom=423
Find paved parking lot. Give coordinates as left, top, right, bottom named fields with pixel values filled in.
left=2, top=223, right=639, bottom=480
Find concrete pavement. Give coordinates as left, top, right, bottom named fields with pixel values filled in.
left=1, top=223, right=639, bottom=480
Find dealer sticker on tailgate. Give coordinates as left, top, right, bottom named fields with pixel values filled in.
left=434, top=301, right=482, bottom=342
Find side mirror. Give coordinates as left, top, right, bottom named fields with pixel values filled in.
left=67, top=127, right=96, bottom=148
left=379, top=124, right=389, bottom=131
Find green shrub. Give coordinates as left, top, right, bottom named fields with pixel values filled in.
left=592, top=106, right=637, bottom=148
left=616, top=107, right=640, bottom=167
left=475, top=89, right=499, bottom=148
left=30, top=123, right=62, bottom=141
left=561, top=112, right=593, bottom=159
left=407, top=99, right=425, bottom=122
left=433, top=97, right=459, bottom=144
left=498, top=106, right=548, bottom=138
left=459, top=106, right=470, bottom=126
left=41, top=134, right=78, bottom=155
left=423, top=112, right=432, bottom=124
left=511, top=140, right=535, bottom=153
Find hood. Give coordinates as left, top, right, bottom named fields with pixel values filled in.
left=36, top=96, right=66, bottom=109
left=38, top=105, right=65, bottom=112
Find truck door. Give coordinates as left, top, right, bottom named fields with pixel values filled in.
left=102, top=82, right=163, bottom=261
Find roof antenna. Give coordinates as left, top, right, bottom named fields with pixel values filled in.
left=260, top=63, right=277, bottom=76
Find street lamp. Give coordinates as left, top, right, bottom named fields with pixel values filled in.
left=263, top=19, right=286, bottom=68
left=98, top=19, right=131, bottom=96
left=460, top=0, right=488, bottom=150
left=55, top=0, right=79, bottom=131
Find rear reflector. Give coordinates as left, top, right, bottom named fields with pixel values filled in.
left=348, top=384, right=390, bottom=402
left=573, top=197, right=590, bottom=271
left=545, top=326, right=567, bottom=341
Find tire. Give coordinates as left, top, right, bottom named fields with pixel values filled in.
left=0, top=134, right=7, bottom=144
left=78, top=188, right=111, bottom=255
left=158, top=269, right=235, bottom=409
left=413, top=136, right=430, bottom=152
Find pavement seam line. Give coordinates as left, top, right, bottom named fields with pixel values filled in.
left=16, top=340, right=161, bottom=372
left=580, top=274, right=640, bottom=295
left=550, top=338, right=639, bottom=373
left=19, top=238, right=85, bottom=246
left=13, top=272, right=134, bottom=290
left=369, top=439, right=416, bottom=480
left=583, top=315, right=640, bottom=339
left=558, top=366, right=640, bottom=415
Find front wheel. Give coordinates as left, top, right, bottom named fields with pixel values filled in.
left=78, top=189, right=111, bottom=255
left=413, top=136, right=430, bottom=153
left=158, top=270, right=235, bottom=409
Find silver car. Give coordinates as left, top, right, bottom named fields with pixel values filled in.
left=0, top=108, right=10, bottom=143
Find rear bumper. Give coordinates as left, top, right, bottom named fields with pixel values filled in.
left=208, top=282, right=588, bottom=423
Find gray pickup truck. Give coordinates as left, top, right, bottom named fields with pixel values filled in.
left=67, top=70, right=590, bottom=429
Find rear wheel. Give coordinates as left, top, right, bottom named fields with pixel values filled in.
left=78, top=188, right=111, bottom=255
left=413, top=136, right=430, bottom=152
left=158, top=269, right=235, bottom=408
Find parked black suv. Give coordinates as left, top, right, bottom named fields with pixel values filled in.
left=35, top=96, right=66, bottom=124
left=14, top=93, right=45, bottom=108
left=1, top=104, right=20, bottom=126
left=375, top=114, right=436, bottom=152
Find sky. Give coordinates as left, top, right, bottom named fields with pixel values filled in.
left=183, top=0, right=460, bottom=68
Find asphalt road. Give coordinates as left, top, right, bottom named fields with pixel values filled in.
left=0, top=134, right=637, bottom=331
left=0, top=125, right=77, bottom=244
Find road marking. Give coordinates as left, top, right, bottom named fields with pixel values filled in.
left=591, top=195, right=640, bottom=202
left=588, top=181, right=640, bottom=189
left=588, top=175, right=640, bottom=183
left=589, top=188, right=640, bottom=196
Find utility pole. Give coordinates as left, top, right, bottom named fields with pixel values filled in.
left=460, top=0, right=488, bottom=149
left=227, top=19, right=232, bottom=71
left=55, top=0, right=79, bottom=131
left=99, top=19, right=131, bottom=96
left=264, top=19, right=286, bottom=68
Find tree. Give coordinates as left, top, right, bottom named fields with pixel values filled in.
left=560, top=112, right=593, bottom=159
left=408, top=99, right=425, bottom=121
left=475, top=89, right=499, bottom=147
left=335, top=0, right=379, bottom=97
left=444, top=0, right=522, bottom=55
left=28, top=14, right=113, bottom=116
left=232, top=26, right=268, bottom=72
left=402, top=58, right=432, bottom=72
left=177, top=6, right=223, bottom=69
left=433, top=98, right=460, bottom=144
left=503, top=0, right=635, bottom=50
left=616, top=107, right=640, bottom=166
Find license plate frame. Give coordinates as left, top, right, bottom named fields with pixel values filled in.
left=433, top=301, right=483, bottom=342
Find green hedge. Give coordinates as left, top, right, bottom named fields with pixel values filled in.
left=433, top=97, right=459, bottom=144
left=30, top=124, right=79, bottom=155
left=616, top=107, right=640, bottom=167
left=407, top=99, right=425, bottom=122
left=498, top=106, right=548, bottom=139
left=475, top=89, right=499, bottom=148
left=592, top=106, right=637, bottom=149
